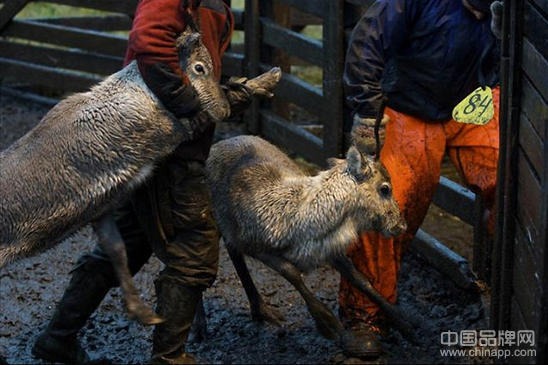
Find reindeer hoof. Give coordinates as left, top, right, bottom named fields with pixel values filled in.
left=252, top=303, right=285, bottom=326
left=128, top=304, right=165, bottom=326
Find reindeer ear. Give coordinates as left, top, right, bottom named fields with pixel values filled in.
left=361, top=153, right=374, bottom=178
left=327, top=157, right=345, bottom=168
left=346, top=146, right=362, bottom=177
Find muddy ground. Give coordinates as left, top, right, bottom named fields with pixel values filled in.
left=1, top=92, right=490, bottom=364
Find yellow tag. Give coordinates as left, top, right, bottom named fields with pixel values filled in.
left=452, top=86, right=494, bottom=125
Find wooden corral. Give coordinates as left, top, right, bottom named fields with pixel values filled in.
left=3, top=1, right=543, bottom=355
left=491, top=0, right=548, bottom=363
left=0, top=0, right=488, bottom=296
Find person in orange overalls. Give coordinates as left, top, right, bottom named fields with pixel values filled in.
left=341, top=0, right=502, bottom=357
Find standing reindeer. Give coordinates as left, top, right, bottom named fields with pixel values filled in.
left=0, top=24, right=281, bottom=326
left=205, top=135, right=418, bottom=357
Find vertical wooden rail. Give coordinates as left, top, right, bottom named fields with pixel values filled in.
left=472, top=197, right=489, bottom=283
left=0, top=0, right=30, bottom=31
left=322, top=0, right=344, bottom=159
left=268, top=1, right=291, bottom=121
left=258, top=0, right=290, bottom=121
left=495, top=0, right=525, bottom=332
left=539, top=95, right=548, bottom=365
left=490, top=0, right=512, bottom=332
left=244, top=0, right=260, bottom=134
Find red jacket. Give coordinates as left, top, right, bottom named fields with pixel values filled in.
left=124, top=0, right=234, bottom=83
left=124, top=0, right=234, bottom=161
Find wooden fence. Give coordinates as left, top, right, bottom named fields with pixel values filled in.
left=491, top=0, right=548, bottom=362
left=0, top=0, right=490, bottom=290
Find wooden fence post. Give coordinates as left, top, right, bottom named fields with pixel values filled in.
left=244, top=0, right=260, bottom=134
left=322, top=0, right=344, bottom=159
left=0, top=0, right=30, bottom=31
left=494, top=0, right=525, bottom=332
left=472, top=196, right=489, bottom=283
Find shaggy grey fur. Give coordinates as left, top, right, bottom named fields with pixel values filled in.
left=0, top=30, right=227, bottom=267
left=205, top=136, right=419, bottom=354
left=207, top=136, right=406, bottom=272
left=0, top=27, right=281, bottom=324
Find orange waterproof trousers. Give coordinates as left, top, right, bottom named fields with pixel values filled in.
left=339, top=88, right=500, bottom=322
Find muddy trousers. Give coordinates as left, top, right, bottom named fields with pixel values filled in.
left=339, top=89, right=500, bottom=322
left=38, top=159, right=219, bottom=361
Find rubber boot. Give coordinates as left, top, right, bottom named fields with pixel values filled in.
left=32, top=260, right=114, bottom=364
left=341, top=319, right=384, bottom=359
left=149, top=278, right=201, bottom=364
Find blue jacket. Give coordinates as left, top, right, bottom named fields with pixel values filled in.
left=344, top=0, right=499, bottom=121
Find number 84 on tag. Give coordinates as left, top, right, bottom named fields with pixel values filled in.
left=452, top=86, right=494, bottom=125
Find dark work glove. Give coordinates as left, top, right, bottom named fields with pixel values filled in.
left=490, top=1, right=503, bottom=40
left=142, top=62, right=199, bottom=119
left=351, top=113, right=390, bottom=155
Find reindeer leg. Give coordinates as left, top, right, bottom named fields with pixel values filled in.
left=255, top=253, right=344, bottom=341
left=93, top=214, right=164, bottom=325
left=190, top=293, right=208, bottom=342
left=227, top=245, right=284, bottom=325
left=329, top=255, right=418, bottom=343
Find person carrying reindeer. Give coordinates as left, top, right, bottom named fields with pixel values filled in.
left=340, top=0, right=503, bottom=357
left=31, top=1, right=254, bottom=363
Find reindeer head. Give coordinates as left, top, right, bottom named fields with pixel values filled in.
left=329, top=147, right=407, bottom=238
left=175, top=4, right=230, bottom=122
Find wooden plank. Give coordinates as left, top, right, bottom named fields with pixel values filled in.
left=38, top=0, right=138, bottom=15
left=0, top=40, right=123, bottom=76
left=0, top=57, right=101, bottom=93
left=510, top=296, right=529, bottom=332
left=512, top=251, right=542, bottom=331
left=290, top=9, right=322, bottom=27
left=432, top=177, right=477, bottom=226
left=522, top=38, right=548, bottom=103
left=531, top=0, right=548, bottom=15
left=260, top=109, right=324, bottom=166
left=521, top=76, right=547, bottom=141
left=472, top=196, right=489, bottom=282
left=514, top=217, right=544, bottom=289
left=275, top=0, right=327, bottom=19
left=524, top=1, right=548, bottom=62
left=273, top=71, right=324, bottom=117
left=516, top=198, right=539, bottom=250
left=0, top=0, right=30, bottom=31
left=244, top=0, right=260, bottom=134
left=3, top=19, right=128, bottom=58
left=410, top=229, right=478, bottom=291
left=540, top=53, right=548, bottom=364
left=259, top=1, right=291, bottom=122
left=261, top=17, right=323, bottom=67
left=221, top=51, right=244, bottom=77
left=492, top=0, right=522, bottom=334
left=516, top=148, right=543, bottom=236
left=509, top=297, right=537, bottom=364
left=322, top=0, right=344, bottom=159
left=233, top=9, right=244, bottom=30
left=25, top=15, right=133, bottom=31
left=0, top=86, right=59, bottom=107
left=519, top=111, right=545, bottom=181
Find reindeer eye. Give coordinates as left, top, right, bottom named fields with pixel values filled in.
left=379, top=183, right=391, bottom=197
left=194, top=63, right=205, bottom=74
